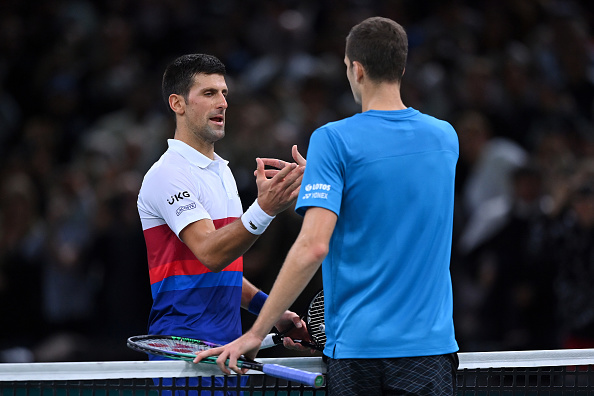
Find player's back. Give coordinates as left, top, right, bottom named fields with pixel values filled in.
left=298, top=107, right=459, bottom=358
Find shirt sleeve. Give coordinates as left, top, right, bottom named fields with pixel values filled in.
left=295, top=126, right=345, bottom=217
left=138, top=165, right=210, bottom=237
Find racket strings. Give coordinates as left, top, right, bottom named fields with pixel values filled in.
left=306, top=291, right=326, bottom=348
left=136, top=337, right=212, bottom=354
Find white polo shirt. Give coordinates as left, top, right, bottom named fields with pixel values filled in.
left=138, top=139, right=243, bottom=237
left=137, top=139, right=245, bottom=343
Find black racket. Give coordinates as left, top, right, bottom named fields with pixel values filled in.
left=260, top=289, right=325, bottom=352
left=127, top=335, right=324, bottom=388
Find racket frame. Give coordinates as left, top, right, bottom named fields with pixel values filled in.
left=127, top=335, right=325, bottom=388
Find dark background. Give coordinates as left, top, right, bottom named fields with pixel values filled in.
left=1, top=0, right=594, bottom=362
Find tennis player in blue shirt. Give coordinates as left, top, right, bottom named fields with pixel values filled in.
left=196, top=16, right=460, bottom=396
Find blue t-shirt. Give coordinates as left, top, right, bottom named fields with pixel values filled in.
left=295, top=108, right=459, bottom=359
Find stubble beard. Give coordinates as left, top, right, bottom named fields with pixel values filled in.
left=203, top=123, right=225, bottom=143
left=191, top=121, right=225, bottom=145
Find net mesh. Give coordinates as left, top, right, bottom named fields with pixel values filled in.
left=0, top=377, right=321, bottom=396
left=2, top=350, right=594, bottom=395
left=458, top=365, right=594, bottom=396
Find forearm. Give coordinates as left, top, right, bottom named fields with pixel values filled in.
left=181, top=217, right=260, bottom=272
left=201, top=199, right=277, bottom=270
left=181, top=156, right=303, bottom=271
left=192, top=207, right=334, bottom=370
left=241, top=277, right=265, bottom=311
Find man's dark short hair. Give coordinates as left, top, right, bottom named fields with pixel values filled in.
left=346, top=17, right=408, bottom=83
left=161, top=54, right=226, bottom=107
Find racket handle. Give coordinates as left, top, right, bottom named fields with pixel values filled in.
left=260, top=333, right=284, bottom=349
left=262, top=364, right=325, bottom=388
left=260, top=333, right=275, bottom=349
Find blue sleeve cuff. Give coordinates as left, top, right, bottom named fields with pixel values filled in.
left=248, top=290, right=268, bottom=315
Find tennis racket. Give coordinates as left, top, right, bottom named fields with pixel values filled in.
left=127, top=335, right=324, bottom=388
left=260, top=289, right=325, bottom=352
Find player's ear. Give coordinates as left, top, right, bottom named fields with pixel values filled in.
left=169, top=94, right=185, bottom=115
left=352, top=61, right=365, bottom=83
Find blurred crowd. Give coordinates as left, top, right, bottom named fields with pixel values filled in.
left=1, top=0, right=594, bottom=362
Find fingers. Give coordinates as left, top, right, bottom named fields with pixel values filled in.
left=292, top=145, right=306, bottom=166
left=254, top=169, right=280, bottom=178
left=218, top=352, right=247, bottom=375
left=194, top=347, right=247, bottom=376
left=254, top=157, right=266, bottom=181
left=282, top=336, right=317, bottom=353
left=273, top=161, right=297, bottom=179
left=255, top=156, right=304, bottom=215
left=285, top=173, right=304, bottom=200
left=256, top=158, right=300, bottom=195
left=194, top=347, right=231, bottom=375
left=216, top=351, right=232, bottom=375
left=256, top=148, right=306, bottom=180
left=292, top=315, right=303, bottom=328
left=268, top=163, right=303, bottom=198
left=283, top=337, right=304, bottom=350
left=259, top=146, right=306, bottom=173
left=256, top=159, right=302, bottom=182
left=286, top=320, right=313, bottom=343
left=254, top=169, right=303, bottom=195
left=272, top=163, right=303, bottom=192
left=193, top=347, right=217, bottom=364
left=259, top=158, right=290, bottom=169
left=220, top=352, right=242, bottom=376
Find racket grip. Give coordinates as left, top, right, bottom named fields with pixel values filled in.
left=260, top=333, right=284, bottom=349
left=262, top=364, right=325, bottom=388
left=260, top=334, right=276, bottom=349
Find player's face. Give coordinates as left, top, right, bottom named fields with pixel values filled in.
left=344, top=55, right=361, bottom=105
left=184, top=73, right=228, bottom=144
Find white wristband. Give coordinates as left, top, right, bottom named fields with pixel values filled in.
left=241, top=200, right=275, bottom=235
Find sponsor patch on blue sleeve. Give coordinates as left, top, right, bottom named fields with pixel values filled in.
left=302, top=183, right=331, bottom=200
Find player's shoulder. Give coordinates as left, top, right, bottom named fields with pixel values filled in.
left=311, top=115, right=357, bottom=139
left=141, top=149, right=191, bottom=192
left=414, top=110, right=456, bottom=132
left=150, top=149, right=190, bottom=175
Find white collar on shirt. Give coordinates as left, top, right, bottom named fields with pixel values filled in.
left=166, top=139, right=229, bottom=169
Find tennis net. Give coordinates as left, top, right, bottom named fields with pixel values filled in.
left=2, top=349, right=594, bottom=395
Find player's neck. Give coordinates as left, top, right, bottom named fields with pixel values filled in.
left=360, top=82, right=406, bottom=112
left=174, top=130, right=216, bottom=160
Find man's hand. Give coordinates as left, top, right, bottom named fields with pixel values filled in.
left=255, top=145, right=306, bottom=216
left=193, top=331, right=263, bottom=375
left=274, top=311, right=314, bottom=352
left=258, top=145, right=307, bottom=178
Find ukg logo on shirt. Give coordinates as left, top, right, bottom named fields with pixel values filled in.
left=168, top=191, right=191, bottom=205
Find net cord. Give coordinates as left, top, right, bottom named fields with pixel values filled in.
left=2, top=349, right=594, bottom=381
left=0, top=357, right=325, bottom=381
left=458, top=348, right=594, bottom=369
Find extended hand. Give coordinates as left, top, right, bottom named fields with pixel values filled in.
left=257, top=145, right=306, bottom=178
left=193, top=332, right=263, bottom=375
left=255, top=158, right=304, bottom=216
